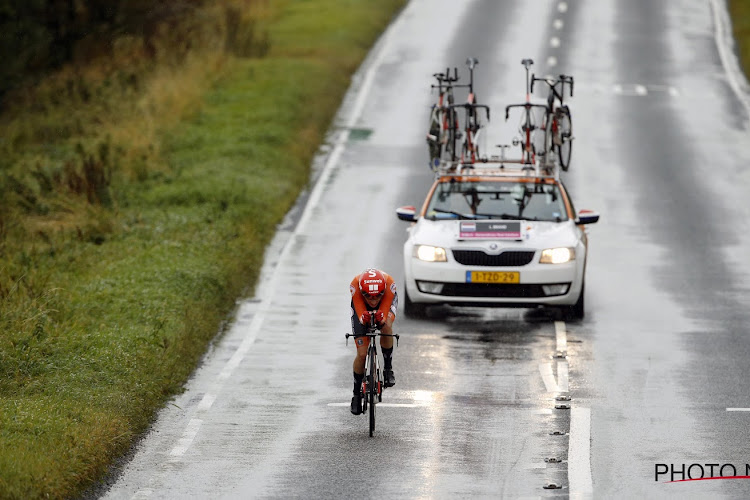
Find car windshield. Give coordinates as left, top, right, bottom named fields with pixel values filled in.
left=424, top=180, right=569, bottom=222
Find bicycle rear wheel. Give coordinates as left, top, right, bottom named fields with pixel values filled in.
left=427, top=109, right=442, bottom=169
left=368, top=349, right=377, bottom=437
left=556, top=106, right=572, bottom=171
left=539, top=110, right=554, bottom=165
left=446, top=108, right=459, bottom=162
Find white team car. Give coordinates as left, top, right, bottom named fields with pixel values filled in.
left=396, top=167, right=599, bottom=319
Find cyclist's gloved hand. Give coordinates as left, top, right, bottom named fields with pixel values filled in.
left=374, top=311, right=385, bottom=328
left=360, top=311, right=372, bottom=325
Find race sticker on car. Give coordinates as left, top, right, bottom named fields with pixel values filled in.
left=466, top=271, right=520, bottom=283
left=459, top=221, right=521, bottom=239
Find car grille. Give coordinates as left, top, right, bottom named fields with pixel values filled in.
left=438, top=283, right=553, bottom=298
left=452, top=250, right=535, bottom=267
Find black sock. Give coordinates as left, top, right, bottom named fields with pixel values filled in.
left=353, top=371, right=364, bottom=395
left=382, top=347, right=393, bottom=370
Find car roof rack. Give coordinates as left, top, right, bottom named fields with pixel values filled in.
left=432, top=150, right=560, bottom=181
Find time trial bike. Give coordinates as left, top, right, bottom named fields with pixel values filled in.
left=345, top=316, right=399, bottom=437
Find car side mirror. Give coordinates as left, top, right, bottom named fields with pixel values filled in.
left=396, top=205, right=418, bottom=222
left=577, top=209, right=599, bottom=225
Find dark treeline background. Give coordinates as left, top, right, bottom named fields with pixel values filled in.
left=0, top=0, right=206, bottom=99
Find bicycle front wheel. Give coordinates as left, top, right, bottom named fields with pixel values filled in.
left=368, top=352, right=377, bottom=437
left=556, top=106, right=572, bottom=171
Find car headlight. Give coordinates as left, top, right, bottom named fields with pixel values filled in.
left=413, top=245, right=447, bottom=262
left=539, top=247, right=575, bottom=264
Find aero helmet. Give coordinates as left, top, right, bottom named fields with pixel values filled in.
left=358, top=268, right=386, bottom=298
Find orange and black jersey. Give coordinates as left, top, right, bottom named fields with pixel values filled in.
left=350, top=271, right=398, bottom=335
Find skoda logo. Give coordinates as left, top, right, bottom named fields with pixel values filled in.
left=489, top=243, right=498, bottom=250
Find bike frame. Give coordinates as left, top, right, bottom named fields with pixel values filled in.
left=505, top=59, right=547, bottom=165
left=452, top=102, right=490, bottom=164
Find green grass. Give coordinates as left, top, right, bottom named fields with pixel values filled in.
left=730, top=0, right=750, bottom=78
left=0, top=1, right=405, bottom=498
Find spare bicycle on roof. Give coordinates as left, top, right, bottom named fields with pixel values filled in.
left=425, top=57, right=576, bottom=177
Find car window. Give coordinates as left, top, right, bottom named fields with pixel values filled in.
left=425, top=180, right=568, bottom=221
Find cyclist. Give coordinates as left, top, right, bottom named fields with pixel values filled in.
left=349, top=268, right=398, bottom=415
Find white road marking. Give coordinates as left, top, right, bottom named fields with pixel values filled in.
left=553, top=19, right=564, bottom=30
left=635, top=84, right=648, bottom=96
left=555, top=321, right=567, bottom=354
left=547, top=56, right=558, bottom=68
left=539, top=361, right=569, bottom=393
left=539, top=363, right=559, bottom=392
left=727, top=408, right=750, bottom=411
left=197, top=393, right=216, bottom=411
left=557, top=2, right=568, bottom=13
left=169, top=419, right=203, bottom=457
left=550, top=36, right=561, bottom=48
left=568, top=407, right=593, bottom=498
left=534, top=409, right=554, bottom=415
left=557, top=361, right=569, bottom=392
left=327, top=402, right=421, bottom=408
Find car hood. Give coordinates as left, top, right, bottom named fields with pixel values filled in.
left=409, top=218, right=580, bottom=250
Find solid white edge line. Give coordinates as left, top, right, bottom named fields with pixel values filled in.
left=569, top=407, right=593, bottom=498
left=710, top=0, right=750, bottom=121
left=727, top=408, right=750, bottom=411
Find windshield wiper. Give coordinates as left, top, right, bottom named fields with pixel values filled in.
left=430, top=208, right=483, bottom=220
left=523, top=216, right=564, bottom=222
left=474, top=212, right=522, bottom=220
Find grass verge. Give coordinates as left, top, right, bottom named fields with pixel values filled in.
left=0, top=1, right=405, bottom=498
left=730, top=0, right=750, bottom=79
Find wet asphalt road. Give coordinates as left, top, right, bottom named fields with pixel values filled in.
left=101, top=0, right=750, bottom=498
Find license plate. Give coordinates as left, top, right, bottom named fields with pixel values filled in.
left=466, top=271, right=520, bottom=284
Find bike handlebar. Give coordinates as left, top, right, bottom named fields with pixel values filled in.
left=450, top=103, right=490, bottom=121
left=432, top=67, right=459, bottom=84
left=345, top=331, right=400, bottom=347
left=530, top=74, right=574, bottom=100
left=504, top=102, right=548, bottom=120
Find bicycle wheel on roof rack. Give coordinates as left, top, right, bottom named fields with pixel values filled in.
left=445, top=107, right=459, bottom=162
left=427, top=110, right=442, bottom=169
left=541, top=110, right=554, bottom=164
left=556, top=106, right=572, bottom=171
